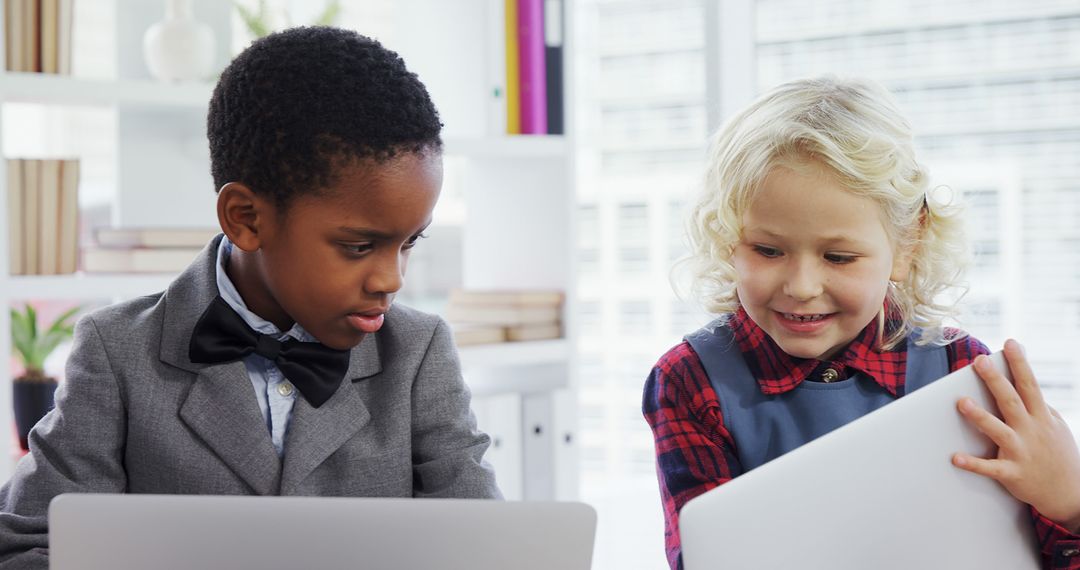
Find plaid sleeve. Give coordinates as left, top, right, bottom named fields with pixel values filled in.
left=944, top=330, right=991, bottom=371
left=949, top=332, right=1080, bottom=567
left=642, top=342, right=743, bottom=570
left=1031, top=507, right=1080, bottom=569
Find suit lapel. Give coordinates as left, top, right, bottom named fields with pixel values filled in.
left=279, top=332, right=382, bottom=494
left=160, top=235, right=282, bottom=495
left=179, top=362, right=282, bottom=495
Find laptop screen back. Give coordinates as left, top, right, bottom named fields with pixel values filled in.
left=679, top=351, right=1040, bottom=570
left=50, top=494, right=596, bottom=570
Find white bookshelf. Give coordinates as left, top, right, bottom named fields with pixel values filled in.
left=0, top=72, right=212, bottom=108
left=0, top=0, right=578, bottom=500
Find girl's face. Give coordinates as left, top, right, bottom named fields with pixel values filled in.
left=732, top=162, right=912, bottom=361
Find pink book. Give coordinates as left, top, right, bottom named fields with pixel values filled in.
left=517, top=0, right=547, bottom=134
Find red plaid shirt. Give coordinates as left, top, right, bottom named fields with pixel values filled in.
left=643, top=308, right=1080, bottom=570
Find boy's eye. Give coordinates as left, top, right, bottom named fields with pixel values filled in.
left=403, top=232, right=428, bottom=250
left=342, top=242, right=374, bottom=255
left=824, top=253, right=856, bottom=264
left=752, top=245, right=782, bottom=258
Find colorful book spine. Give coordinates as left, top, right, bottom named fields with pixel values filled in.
left=543, top=0, right=564, bottom=135
left=504, top=0, right=521, bottom=134
left=516, top=0, right=547, bottom=134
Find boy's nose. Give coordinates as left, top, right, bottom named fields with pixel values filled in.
left=365, top=252, right=405, bottom=295
left=782, top=260, right=824, bottom=301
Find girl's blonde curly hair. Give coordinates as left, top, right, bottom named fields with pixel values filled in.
left=680, top=76, right=969, bottom=349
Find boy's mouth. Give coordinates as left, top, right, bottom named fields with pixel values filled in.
left=346, top=311, right=386, bottom=333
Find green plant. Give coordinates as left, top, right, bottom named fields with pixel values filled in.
left=234, top=0, right=342, bottom=40
left=10, top=304, right=79, bottom=382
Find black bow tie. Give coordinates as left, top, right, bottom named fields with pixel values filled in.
left=188, top=296, right=351, bottom=408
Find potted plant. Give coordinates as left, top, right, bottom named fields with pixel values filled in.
left=10, top=303, right=79, bottom=451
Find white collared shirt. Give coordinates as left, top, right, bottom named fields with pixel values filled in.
left=214, top=237, right=318, bottom=457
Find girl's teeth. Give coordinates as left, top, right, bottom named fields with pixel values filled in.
left=786, top=313, right=825, bottom=322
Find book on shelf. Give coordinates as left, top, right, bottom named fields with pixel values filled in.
left=4, top=0, right=22, bottom=72
left=6, top=159, right=23, bottom=274
left=543, top=0, right=564, bottom=135
left=447, top=303, right=561, bottom=326
left=94, top=227, right=219, bottom=249
left=57, top=159, right=79, bottom=273
left=23, top=158, right=40, bottom=275
left=445, top=289, right=564, bottom=345
left=37, top=159, right=60, bottom=275
left=503, top=0, right=521, bottom=134
left=516, top=0, right=548, bottom=134
left=81, top=246, right=203, bottom=274
left=449, top=289, right=564, bottom=306
left=451, top=323, right=508, bottom=347
left=505, top=322, right=561, bottom=342
left=6, top=158, right=81, bottom=275
left=3, top=0, right=73, bottom=74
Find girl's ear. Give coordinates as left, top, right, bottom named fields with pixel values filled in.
left=217, top=182, right=272, bottom=252
left=890, top=208, right=926, bottom=282
left=890, top=245, right=915, bottom=282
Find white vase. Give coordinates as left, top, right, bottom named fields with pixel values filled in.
left=142, top=0, right=216, bottom=82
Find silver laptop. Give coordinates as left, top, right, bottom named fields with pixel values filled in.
left=679, top=350, right=1040, bottom=570
left=50, top=494, right=596, bottom=570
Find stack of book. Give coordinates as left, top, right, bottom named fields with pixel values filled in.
left=82, top=227, right=218, bottom=274
left=495, top=0, right=564, bottom=135
left=6, top=158, right=79, bottom=275
left=4, top=0, right=75, bottom=74
left=446, top=289, right=564, bottom=346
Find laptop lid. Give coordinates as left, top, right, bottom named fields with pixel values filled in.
left=49, top=494, right=596, bottom=570
left=679, top=350, right=1040, bottom=569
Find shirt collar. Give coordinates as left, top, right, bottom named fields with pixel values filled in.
left=729, top=306, right=906, bottom=397
left=213, top=236, right=317, bottom=343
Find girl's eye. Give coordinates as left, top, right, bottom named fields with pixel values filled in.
left=343, top=243, right=374, bottom=255
left=825, top=253, right=856, bottom=264
left=753, top=245, right=782, bottom=258
left=403, top=232, right=428, bottom=250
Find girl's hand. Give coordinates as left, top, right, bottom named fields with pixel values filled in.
left=952, top=339, right=1080, bottom=532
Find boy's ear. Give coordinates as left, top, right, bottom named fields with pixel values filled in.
left=217, top=182, right=269, bottom=252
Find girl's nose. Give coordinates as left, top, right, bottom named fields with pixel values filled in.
left=782, top=260, right=824, bottom=301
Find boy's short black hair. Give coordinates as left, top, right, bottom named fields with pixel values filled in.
left=207, top=26, right=443, bottom=207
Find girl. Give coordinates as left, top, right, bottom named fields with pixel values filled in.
left=643, top=76, right=1080, bottom=570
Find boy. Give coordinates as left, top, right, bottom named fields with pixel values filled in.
left=0, top=26, right=500, bottom=567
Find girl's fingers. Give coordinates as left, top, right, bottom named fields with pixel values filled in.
left=957, top=397, right=1019, bottom=451
left=952, top=452, right=1011, bottom=482
left=1001, top=339, right=1049, bottom=419
left=972, top=354, right=1028, bottom=427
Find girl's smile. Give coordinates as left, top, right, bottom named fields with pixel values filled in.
left=733, top=160, right=913, bottom=361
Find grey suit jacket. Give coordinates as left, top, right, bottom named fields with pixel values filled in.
left=0, top=235, right=501, bottom=568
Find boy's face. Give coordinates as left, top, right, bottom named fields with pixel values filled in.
left=237, top=152, right=442, bottom=350
left=731, top=162, right=909, bottom=361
